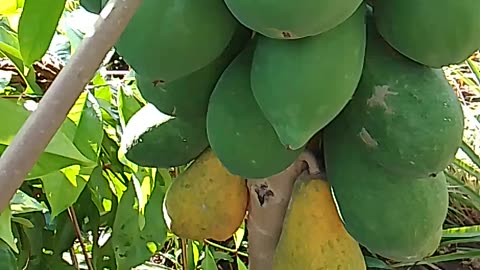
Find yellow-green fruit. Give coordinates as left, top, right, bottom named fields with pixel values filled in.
left=163, top=148, right=248, bottom=241
left=273, top=178, right=366, bottom=270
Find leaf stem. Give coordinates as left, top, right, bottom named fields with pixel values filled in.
left=204, top=239, right=249, bottom=257
left=67, top=206, right=93, bottom=270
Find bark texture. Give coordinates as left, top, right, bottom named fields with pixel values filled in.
left=246, top=150, right=320, bottom=270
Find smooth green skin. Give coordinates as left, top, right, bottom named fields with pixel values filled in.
left=374, top=0, right=480, bottom=68
left=206, top=45, right=304, bottom=179
left=251, top=5, right=366, bottom=150
left=115, top=0, right=239, bottom=83
left=224, top=0, right=363, bottom=39
left=323, top=133, right=448, bottom=262
left=135, top=26, right=252, bottom=119
left=79, top=0, right=108, bottom=14
left=120, top=104, right=208, bottom=168
left=327, top=24, right=464, bottom=178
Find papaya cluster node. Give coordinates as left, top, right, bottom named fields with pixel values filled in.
left=80, top=0, right=474, bottom=267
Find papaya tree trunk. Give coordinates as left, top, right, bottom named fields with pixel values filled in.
left=246, top=150, right=320, bottom=270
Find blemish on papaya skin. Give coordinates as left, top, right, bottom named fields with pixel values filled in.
left=254, top=183, right=275, bottom=207
left=152, top=79, right=165, bottom=87
left=265, top=28, right=299, bottom=39
left=367, top=85, right=398, bottom=114
left=359, top=128, right=378, bottom=148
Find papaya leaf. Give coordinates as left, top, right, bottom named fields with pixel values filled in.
left=10, top=189, right=47, bottom=214
left=17, top=0, right=66, bottom=65
left=0, top=0, right=22, bottom=15
left=117, top=84, right=143, bottom=129
left=0, top=24, right=43, bottom=94
left=0, top=207, right=18, bottom=253
left=0, top=98, right=95, bottom=179
left=68, top=91, right=104, bottom=162
left=88, top=167, right=113, bottom=215
left=42, top=165, right=98, bottom=219
left=364, top=256, right=392, bottom=269
left=201, top=247, right=217, bottom=270
left=112, top=180, right=167, bottom=270
left=233, top=222, right=245, bottom=250
left=237, top=257, right=247, bottom=270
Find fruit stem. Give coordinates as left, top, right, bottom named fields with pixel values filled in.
left=246, top=150, right=319, bottom=270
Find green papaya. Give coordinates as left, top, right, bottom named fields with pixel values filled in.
left=324, top=22, right=464, bottom=178
left=224, top=0, right=363, bottom=39
left=115, top=0, right=239, bottom=83
left=374, top=0, right=480, bottom=67
left=323, top=133, right=448, bottom=262
left=79, top=0, right=107, bottom=14
left=250, top=5, right=366, bottom=150
left=135, top=26, right=252, bottom=118
left=206, top=44, right=304, bottom=179
left=120, top=104, right=208, bottom=168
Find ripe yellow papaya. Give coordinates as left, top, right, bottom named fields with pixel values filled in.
left=162, top=148, right=248, bottom=241
left=272, top=178, right=366, bottom=270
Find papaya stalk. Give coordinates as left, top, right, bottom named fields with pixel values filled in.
left=246, top=150, right=320, bottom=270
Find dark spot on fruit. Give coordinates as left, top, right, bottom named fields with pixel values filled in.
left=152, top=79, right=165, bottom=87
left=429, top=173, right=437, bottom=177
left=282, top=31, right=292, bottom=38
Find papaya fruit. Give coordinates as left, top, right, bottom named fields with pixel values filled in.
left=374, top=0, right=480, bottom=67
left=79, top=0, right=107, bottom=14
left=114, top=0, right=239, bottom=83
left=120, top=104, right=208, bottom=168
left=224, top=0, right=363, bottom=39
left=272, top=177, right=366, bottom=270
left=206, top=44, right=304, bottom=179
left=250, top=5, right=367, bottom=150
left=162, top=148, right=248, bottom=241
left=324, top=22, right=464, bottom=178
left=323, top=131, right=449, bottom=262
left=135, top=26, right=252, bottom=119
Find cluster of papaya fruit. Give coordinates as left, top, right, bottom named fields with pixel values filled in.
left=80, top=0, right=477, bottom=268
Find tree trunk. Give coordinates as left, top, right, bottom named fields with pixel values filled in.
left=246, top=150, right=320, bottom=270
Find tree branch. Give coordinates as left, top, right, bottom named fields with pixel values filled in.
left=246, top=150, right=320, bottom=270
left=0, top=0, right=143, bottom=211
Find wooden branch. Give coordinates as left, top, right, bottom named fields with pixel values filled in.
left=0, top=0, right=143, bottom=211
left=246, top=150, right=320, bottom=270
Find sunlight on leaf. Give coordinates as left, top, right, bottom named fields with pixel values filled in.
left=9, top=189, right=47, bottom=214
left=18, top=0, right=66, bottom=65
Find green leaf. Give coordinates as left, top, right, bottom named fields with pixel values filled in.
left=364, top=256, right=391, bottom=269
left=0, top=207, right=18, bottom=253
left=9, top=189, right=47, bottom=214
left=0, top=0, right=23, bottom=15
left=201, top=247, right=217, bottom=270
left=42, top=165, right=97, bottom=219
left=0, top=98, right=95, bottom=179
left=118, top=85, right=142, bottom=129
left=237, top=257, right=247, bottom=270
left=69, top=91, right=104, bottom=162
left=18, top=0, right=66, bottom=65
left=88, top=167, right=114, bottom=215
left=112, top=180, right=168, bottom=270
left=0, top=25, right=43, bottom=94
left=443, top=225, right=480, bottom=238
left=0, top=238, right=17, bottom=269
